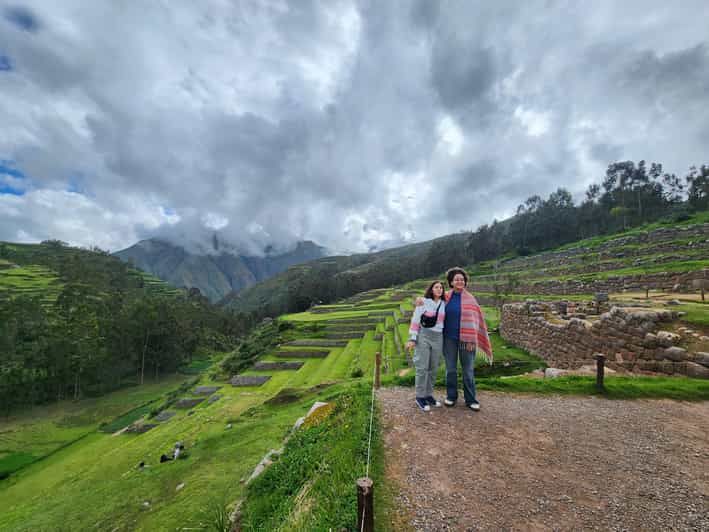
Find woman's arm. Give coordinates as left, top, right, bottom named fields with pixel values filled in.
left=407, top=302, right=425, bottom=343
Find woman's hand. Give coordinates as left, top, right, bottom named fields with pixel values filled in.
left=414, top=297, right=424, bottom=306
left=405, top=341, right=416, bottom=352
left=463, top=342, right=475, bottom=352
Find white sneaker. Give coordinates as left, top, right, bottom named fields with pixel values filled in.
left=467, top=401, right=481, bottom=412
left=415, top=398, right=431, bottom=412
left=444, top=398, right=455, bottom=407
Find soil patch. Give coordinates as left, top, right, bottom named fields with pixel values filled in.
left=379, top=387, right=709, bottom=531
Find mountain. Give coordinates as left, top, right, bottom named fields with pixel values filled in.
left=221, top=231, right=472, bottom=316
left=114, top=238, right=326, bottom=302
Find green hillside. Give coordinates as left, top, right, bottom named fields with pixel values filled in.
left=0, top=241, right=248, bottom=413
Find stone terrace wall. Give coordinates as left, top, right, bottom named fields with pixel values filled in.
left=472, top=270, right=706, bottom=296
left=500, top=301, right=709, bottom=378
left=492, top=223, right=709, bottom=273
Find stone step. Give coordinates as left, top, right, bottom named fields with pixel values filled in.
left=286, top=339, right=348, bottom=347
left=174, top=397, right=205, bottom=409
left=323, top=324, right=373, bottom=332
left=193, top=386, right=221, bottom=395
left=275, top=350, right=329, bottom=358
left=324, top=332, right=363, bottom=340
left=325, top=318, right=382, bottom=325
left=253, top=361, right=304, bottom=371
left=231, top=375, right=272, bottom=386
left=368, top=311, right=395, bottom=317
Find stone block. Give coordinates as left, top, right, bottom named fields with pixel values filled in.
left=686, top=361, right=709, bottom=379
left=643, top=333, right=657, bottom=347
left=693, top=352, right=709, bottom=368
left=662, top=346, right=687, bottom=361
left=656, top=331, right=681, bottom=347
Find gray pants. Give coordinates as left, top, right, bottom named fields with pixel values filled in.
left=413, top=328, right=443, bottom=398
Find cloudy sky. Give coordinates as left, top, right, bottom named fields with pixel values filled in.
left=1, top=1, right=707, bottom=255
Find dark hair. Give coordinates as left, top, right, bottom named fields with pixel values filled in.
left=446, top=267, right=468, bottom=288
left=424, top=281, right=445, bottom=300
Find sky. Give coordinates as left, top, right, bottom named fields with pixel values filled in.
left=1, top=1, right=708, bottom=255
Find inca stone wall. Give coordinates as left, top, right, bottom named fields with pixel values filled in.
left=472, top=270, right=706, bottom=296
left=500, top=301, right=709, bottom=378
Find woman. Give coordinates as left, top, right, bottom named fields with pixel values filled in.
left=416, top=267, right=493, bottom=411
left=406, top=280, right=446, bottom=412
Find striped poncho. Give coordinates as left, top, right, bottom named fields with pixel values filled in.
left=445, top=288, right=493, bottom=364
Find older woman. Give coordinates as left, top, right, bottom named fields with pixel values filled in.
left=416, top=267, right=493, bottom=411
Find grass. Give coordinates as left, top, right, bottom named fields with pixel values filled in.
left=475, top=375, right=709, bottom=401
left=0, top=375, right=187, bottom=471
left=238, top=381, right=382, bottom=531
left=674, top=302, right=709, bottom=326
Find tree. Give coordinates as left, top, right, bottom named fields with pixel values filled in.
left=686, top=165, right=709, bottom=211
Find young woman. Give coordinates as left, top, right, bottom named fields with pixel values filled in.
left=406, top=280, right=446, bottom=412
left=415, top=267, right=493, bottom=411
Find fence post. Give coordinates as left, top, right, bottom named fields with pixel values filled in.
left=357, top=477, right=374, bottom=532
left=594, top=353, right=606, bottom=392
left=374, top=352, right=381, bottom=389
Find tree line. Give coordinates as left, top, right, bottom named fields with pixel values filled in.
left=468, top=161, right=708, bottom=262
left=0, top=242, right=253, bottom=413
left=232, top=160, right=708, bottom=317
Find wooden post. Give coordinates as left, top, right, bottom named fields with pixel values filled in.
left=594, top=353, right=606, bottom=392
left=374, top=352, right=381, bottom=389
left=357, top=477, right=374, bottom=532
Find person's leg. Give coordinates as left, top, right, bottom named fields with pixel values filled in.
left=443, top=336, right=459, bottom=403
left=427, top=333, right=443, bottom=398
left=413, top=335, right=431, bottom=400
left=459, top=345, right=478, bottom=405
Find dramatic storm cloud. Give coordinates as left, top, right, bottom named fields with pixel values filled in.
left=1, top=1, right=707, bottom=253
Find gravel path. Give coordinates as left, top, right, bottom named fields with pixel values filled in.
left=378, top=387, right=709, bottom=531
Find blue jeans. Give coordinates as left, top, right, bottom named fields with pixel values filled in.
left=443, top=336, right=477, bottom=405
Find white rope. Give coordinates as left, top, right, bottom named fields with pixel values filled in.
left=365, top=361, right=376, bottom=479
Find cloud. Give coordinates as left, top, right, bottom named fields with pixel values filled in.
left=0, top=0, right=707, bottom=254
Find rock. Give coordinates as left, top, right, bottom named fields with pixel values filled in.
left=544, top=368, right=568, bottom=378
left=594, top=292, right=609, bottom=303
left=686, top=362, right=709, bottom=379
left=247, top=448, right=282, bottom=484
left=672, top=284, right=681, bottom=292
left=292, top=416, right=306, bottom=431
left=226, top=423, right=232, bottom=429
left=700, top=336, right=709, bottom=342
left=656, top=331, right=681, bottom=347
left=663, top=346, right=687, bottom=361
left=643, top=333, right=657, bottom=347
left=666, top=299, right=681, bottom=305
left=176, top=483, right=185, bottom=491
left=694, top=352, right=709, bottom=368
left=142, top=501, right=150, bottom=508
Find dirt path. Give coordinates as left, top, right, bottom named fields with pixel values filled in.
left=378, top=388, right=709, bottom=531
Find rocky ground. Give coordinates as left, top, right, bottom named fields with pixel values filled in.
left=378, top=387, right=709, bottom=531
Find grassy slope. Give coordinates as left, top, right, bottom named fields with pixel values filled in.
left=0, top=376, right=187, bottom=477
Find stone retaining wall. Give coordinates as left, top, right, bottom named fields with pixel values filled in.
left=472, top=270, right=706, bottom=296
left=500, top=301, right=709, bottom=378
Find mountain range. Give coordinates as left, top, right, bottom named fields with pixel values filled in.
left=114, top=238, right=326, bottom=302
